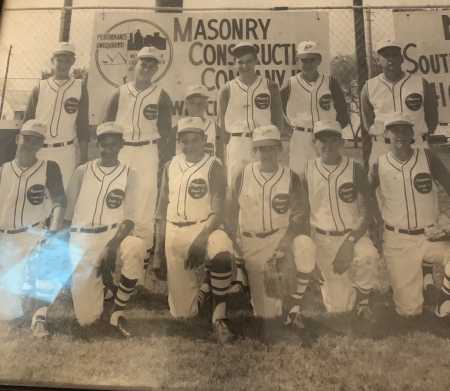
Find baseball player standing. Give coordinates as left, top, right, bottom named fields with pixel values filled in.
left=64, top=122, right=146, bottom=337
left=23, top=42, right=90, bottom=189
left=0, top=120, right=66, bottom=337
left=218, top=42, right=284, bottom=183
left=104, top=46, right=174, bottom=280
left=369, top=112, right=450, bottom=319
left=153, top=117, right=235, bottom=343
left=226, top=125, right=316, bottom=328
left=281, top=41, right=349, bottom=174
left=360, top=38, right=438, bottom=170
left=299, top=120, right=378, bottom=319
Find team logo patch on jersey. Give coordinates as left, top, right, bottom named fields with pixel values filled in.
left=143, top=104, right=158, bottom=120
left=27, top=184, right=45, bottom=205
left=338, top=182, right=357, bottom=203
left=106, top=189, right=125, bottom=209
left=64, top=97, right=79, bottom=114
left=254, top=93, right=270, bottom=110
left=413, top=173, right=432, bottom=194
left=272, top=193, right=289, bottom=214
left=319, top=94, right=332, bottom=111
left=405, top=93, right=423, bottom=111
left=188, top=178, right=208, bottom=199
left=204, top=143, right=214, bottom=156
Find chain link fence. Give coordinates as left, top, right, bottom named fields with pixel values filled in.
left=0, top=5, right=445, bottom=164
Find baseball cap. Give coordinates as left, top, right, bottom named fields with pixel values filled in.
left=296, top=41, right=321, bottom=59
left=96, top=122, right=124, bottom=137
left=232, top=41, right=257, bottom=57
left=375, top=38, right=401, bottom=53
left=177, top=117, right=205, bottom=135
left=252, top=125, right=281, bottom=147
left=185, top=85, right=209, bottom=99
left=20, top=120, right=47, bottom=139
left=313, top=120, right=342, bottom=136
left=52, top=42, right=76, bottom=56
left=136, top=46, right=161, bottom=62
left=384, top=112, right=414, bottom=128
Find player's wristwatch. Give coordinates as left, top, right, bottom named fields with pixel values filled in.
left=347, top=235, right=356, bottom=243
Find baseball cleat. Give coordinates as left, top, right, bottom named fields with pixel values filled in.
left=213, top=319, right=236, bottom=343
left=435, top=298, right=450, bottom=318
left=357, top=304, right=376, bottom=323
left=112, top=316, right=131, bottom=339
left=284, top=311, right=306, bottom=330
left=32, top=318, right=50, bottom=338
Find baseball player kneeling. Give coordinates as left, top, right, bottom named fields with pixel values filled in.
left=65, top=122, right=146, bottom=338
left=0, top=120, right=66, bottom=337
left=153, top=117, right=235, bottom=343
left=299, top=120, right=379, bottom=320
left=369, top=112, right=450, bottom=319
left=226, top=124, right=316, bottom=329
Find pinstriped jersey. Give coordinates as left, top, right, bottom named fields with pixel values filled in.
left=378, top=149, right=438, bottom=229
left=367, top=73, right=427, bottom=137
left=225, top=76, right=272, bottom=133
left=71, top=159, right=130, bottom=228
left=115, top=82, right=163, bottom=141
left=237, top=163, right=292, bottom=233
left=35, top=78, right=82, bottom=142
left=285, top=73, right=337, bottom=128
left=305, top=157, right=359, bottom=232
left=166, top=154, right=216, bottom=222
left=0, top=160, right=52, bottom=229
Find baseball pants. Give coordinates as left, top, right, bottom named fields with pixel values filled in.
left=383, top=229, right=450, bottom=317
left=241, top=229, right=316, bottom=318
left=226, top=135, right=255, bottom=184
left=289, top=130, right=318, bottom=175
left=312, top=231, right=378, bottom=313
left=37, top=143, right=76, bottom=190
left=69, top=229, right=145, bottom=326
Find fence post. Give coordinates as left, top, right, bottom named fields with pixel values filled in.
left=366, top=7, right=373, bottom=78
left=59, top=0, right=73, bottom=42
left=0, top=45, right=13, bottom=119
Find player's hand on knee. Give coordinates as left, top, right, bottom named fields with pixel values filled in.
left=185, top=233, right=207, bottom=270
left=96, top=246, right=117, bottom=279
left=153, top=250, right=167, bottom=281
left=332, top=240, right=354, bottom=275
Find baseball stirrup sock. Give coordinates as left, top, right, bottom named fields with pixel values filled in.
left=436, top=270, right=450, bottom=317
left=110, top=275, right=138, bottom=326
left=211, top=253, right=232, bottom=323
left=422, top=262, right=434, bottom=289
left=143, top=249, right=151, bottom=272
left=291, top=272, right=310, bottom=300
left=198, top=269, right=212, bottom=311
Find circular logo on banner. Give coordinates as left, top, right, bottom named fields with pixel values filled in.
left=319, top=94, right=332, bottom=111
left=143, top=104, right=158, bottom=120
left=254, top=93, right=270, bottom=110
left=405, top=93, right=423, bottom=111
left=413, top=173, right=432, bottom=194
left=338, top=182, right=357, bottom=203
left=188, top=179, right=208, bottom=199
left=272, top=193, right=289, bottom=214
left=27, top=184, right=45, bottom=205
left=204, top=143, right=214, bottom=156
left=106, top=189, right=125, bottom=209
left=95, top=19, right=173, bottom=88
left=64, top=97, right=79, bottom=114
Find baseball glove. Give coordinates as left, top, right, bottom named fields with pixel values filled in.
left=425, top=215, right=450, bottom=242
left=263, top=251, right=297, bottom=299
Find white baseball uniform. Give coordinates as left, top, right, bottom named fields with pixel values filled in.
left=302, top=157, right=378, bottom=312
left=227, top=163, right=316, bottom=318
left=65, top=159, right=145, bottom=326
left=0, top=159, right=66, bottom=320
left=23, top=78, right=90, bottom=189
left=372, top=149, right=450, bottom=316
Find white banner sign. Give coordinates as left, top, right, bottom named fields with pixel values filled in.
left=394, top=10, right=450, bottom=122
left=88, top=11, right=329, bottom=124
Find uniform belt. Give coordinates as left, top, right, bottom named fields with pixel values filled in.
left=0, top=221, right=40, bottom=234
left=230, top=133, right=252, bottom=137
left=70, top=223, right=118, bottom=234
left=242, top=228, right=279, bottom=238
left=43, top=139, right=74, bottom=148
left=315, top=227, right=352, bottom=237
left=371, top=135, right=427, bottom=144
left=124, top=140, right=158, bottom=147
left=168, top=219, right=208, bottom=228
left=384, top=224, right=427, bottom=235
left=293, top=126, right=313, bottom=133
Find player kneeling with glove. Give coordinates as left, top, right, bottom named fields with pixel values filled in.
left=153, top=117, right=235, bottom=343
left=299, top=120, right=379, bottom=320
left=226, top=125, right=316, bottom=329
left=65, top=122, right=146, bottom=338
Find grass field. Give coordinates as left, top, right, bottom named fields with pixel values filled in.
left=1, top=142, right=450, bottom=391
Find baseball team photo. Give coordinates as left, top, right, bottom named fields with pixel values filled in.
left=1, top=0, right=450, bottom=390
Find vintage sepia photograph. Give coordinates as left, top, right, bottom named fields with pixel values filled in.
left=0, top=0, right=450, bottom=390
